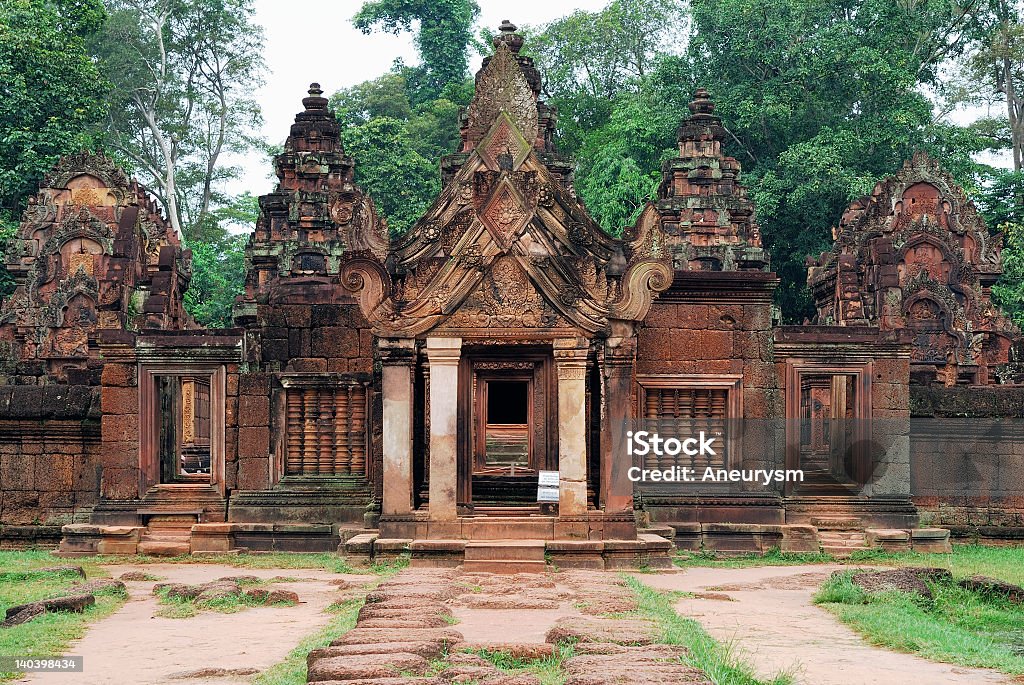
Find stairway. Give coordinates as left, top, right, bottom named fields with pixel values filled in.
left=813, top=517, right=868, bottom=557
left=462, top=539, right=547, bottom=573
left=137, top=514, right=196, bottom=556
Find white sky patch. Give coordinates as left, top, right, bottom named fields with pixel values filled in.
left=226, top=0, right=609, bottom=199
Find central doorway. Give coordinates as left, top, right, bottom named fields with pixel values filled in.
left=456, top=348, right=557, bottom=510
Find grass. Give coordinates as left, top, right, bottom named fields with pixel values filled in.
left=675, top=547, right=837, bottom=568
left=88, top=552, right=362, bottom=573
left=0, top=551, right=129, bottom=682
left=815, top=570, right=1024, bottom=675
left=624, top=576, right=794, bottom=685
left=465, top=645, right=576, bottom=685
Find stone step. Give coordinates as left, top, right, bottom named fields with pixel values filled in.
left=462, top=517, right=555, bottom=540
left=464, top=539, right=546, bottom=562
left=137, top=540, right=191, bottom=556
left=822, top=546, right=871, bottom=558
left=462, top=559, right=547, bottom=574
left=811, top=517, right=863, bottom=531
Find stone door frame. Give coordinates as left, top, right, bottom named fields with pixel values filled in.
left=138, top=362, right=227, bottom=497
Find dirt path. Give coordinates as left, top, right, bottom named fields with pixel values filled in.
left=638, top=565, right=1015, bottom=685
left=18, top=563, right=374, bottom=685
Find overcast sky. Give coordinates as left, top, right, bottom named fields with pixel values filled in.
left=228, top=0, right=1010, bottom=199
left=228, top=0, right=610, bottom=196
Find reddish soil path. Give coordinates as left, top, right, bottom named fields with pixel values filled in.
left=639, top=565, right=1015, bottom=685
left=17, top=563, right=374, bottom=685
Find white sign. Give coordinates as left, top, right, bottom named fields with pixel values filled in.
left=538, top=470, right=560, bottom=487
left=537, top=486, right=560, bottom=502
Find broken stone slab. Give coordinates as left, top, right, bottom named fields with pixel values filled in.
left=849, top=567, right=952, bottom=598
left=332, top=627, right=463, bottom=648
left=120, top=571, right=158, bottom=581
left=958, top=575, right=1024, bottom=603
left=303, top=680, right=443, bottom=685
left=355, top=617, right=452, bottom=629
left=306, top=653, right=430, bottom=682
left=309, top=641, right=448, bottom=661
left=437, top=664, right=501, bottom=682
left=546, top=617, right=658, bottom=646
left=2, top=593, right=95, bottom=628
left=357, top=605, right=452, bottom=622
left=244, top=588, right=299, bottom=604
left=38, top=565, right=86, bottom=578
left=563, top=650, right=711, bottom=685
left=70, top=579, right=127, bottom=595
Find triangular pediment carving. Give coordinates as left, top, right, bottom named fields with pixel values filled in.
left=343, top=112, right=671, bottom=337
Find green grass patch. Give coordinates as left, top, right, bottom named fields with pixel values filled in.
left=0, top=551, right=128, bottom=682
left=675, top=547, right=836, bottom=569
left=92, top=552, right=362, bottom=573
left=466, top=644, right=575, bottom=685
left=624, top=576, right=793, bottom=685
left=815, top=570, right=1024, bottom=675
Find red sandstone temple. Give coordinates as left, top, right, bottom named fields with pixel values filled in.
left=2, top=23, right=1022, bottom=564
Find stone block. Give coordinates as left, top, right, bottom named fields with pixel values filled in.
left=312, top=327, right=360, bottom=359
left=101, top=414, right=138, bottom=442
left=237, top=426, right=269, bottom=458
left=866, top=528, right=911, bottom=551
left=236, top=458, right=269, bottom=491
left=100, top=467, right=138, bottom=500
left=100, top=387, right=138, bottom=415
left=238, top=373, right=271, bottom=396
left=237, top=395, right=269, bottom=427
left=100, top=363, right=136, bottom=388
left=911, top=527, right=952, bottom=553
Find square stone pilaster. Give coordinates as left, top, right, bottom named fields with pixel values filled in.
left=602, top=324, right=638, bottom=514
left=554, top=337, right=590, bottom=516
left=426, top=337, right=462, bottom=522
left=378, top=338, right=417, bottom=517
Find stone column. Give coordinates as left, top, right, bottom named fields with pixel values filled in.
left=379, top=338, right=417, bottom=517
left=554, top=338, right=590, bottom=516
left=426, top=337, right=462, bottom=521
left=602, top=325, right=638, bottom=514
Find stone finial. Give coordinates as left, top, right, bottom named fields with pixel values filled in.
left=302, top=82, right=329, bottom=113
left=688, top=88, right=717, bottom=117
left=493, top=19, right=524, bottom=53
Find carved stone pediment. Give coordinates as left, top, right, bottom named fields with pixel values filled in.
left=345, top=112, right=671, bottom=338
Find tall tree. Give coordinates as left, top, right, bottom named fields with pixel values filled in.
left=96, top=0, right=264, bottom=240
left=0, top=0, right=108, bottom=295
left=684, top=0, right=987, bottom=320
left=353, top=0, right=480, bottom=103
left=953, top=0, right=1024, bottom=170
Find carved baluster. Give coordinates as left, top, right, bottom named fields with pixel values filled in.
left=303, top=389, right=318, bottom=475
left=351, top=386, right=366, bottom=476
left=319, top=388, right=334, bottom=475
left=286, top=390, right=302, bottom=475
left=335, top=387, right=349, bottom=475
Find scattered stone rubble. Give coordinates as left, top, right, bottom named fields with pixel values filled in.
left=153, top=576, right=299, bottom=607
left=849, top=567, right=952, bottom=598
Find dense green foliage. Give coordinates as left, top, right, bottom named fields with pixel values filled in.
left=0, top=0, right=109, bottom=296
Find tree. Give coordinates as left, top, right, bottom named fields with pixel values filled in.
left=955, top=0, right=1024, bottom=170
left=0, top=0, right=108, bottom=296
left=353, top=0, right=480, bottom=103
left=685, top=0, right=988, bottom=320
left=96, top=0, right=264, bottom=239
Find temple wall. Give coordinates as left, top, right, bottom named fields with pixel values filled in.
left=633, top=277, right=785, bottom=524
left=0, top=385, right=101, bottom=525
left=911, top=385, right=1024, bottom=531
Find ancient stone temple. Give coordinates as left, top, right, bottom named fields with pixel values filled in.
left=2, top=22, right=1023, bottom=559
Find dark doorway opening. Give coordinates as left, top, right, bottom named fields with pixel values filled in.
left=487, top=380, right=528, bottom=424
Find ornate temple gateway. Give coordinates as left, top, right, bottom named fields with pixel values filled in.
left=2, top=23, right=1023, bottom=562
